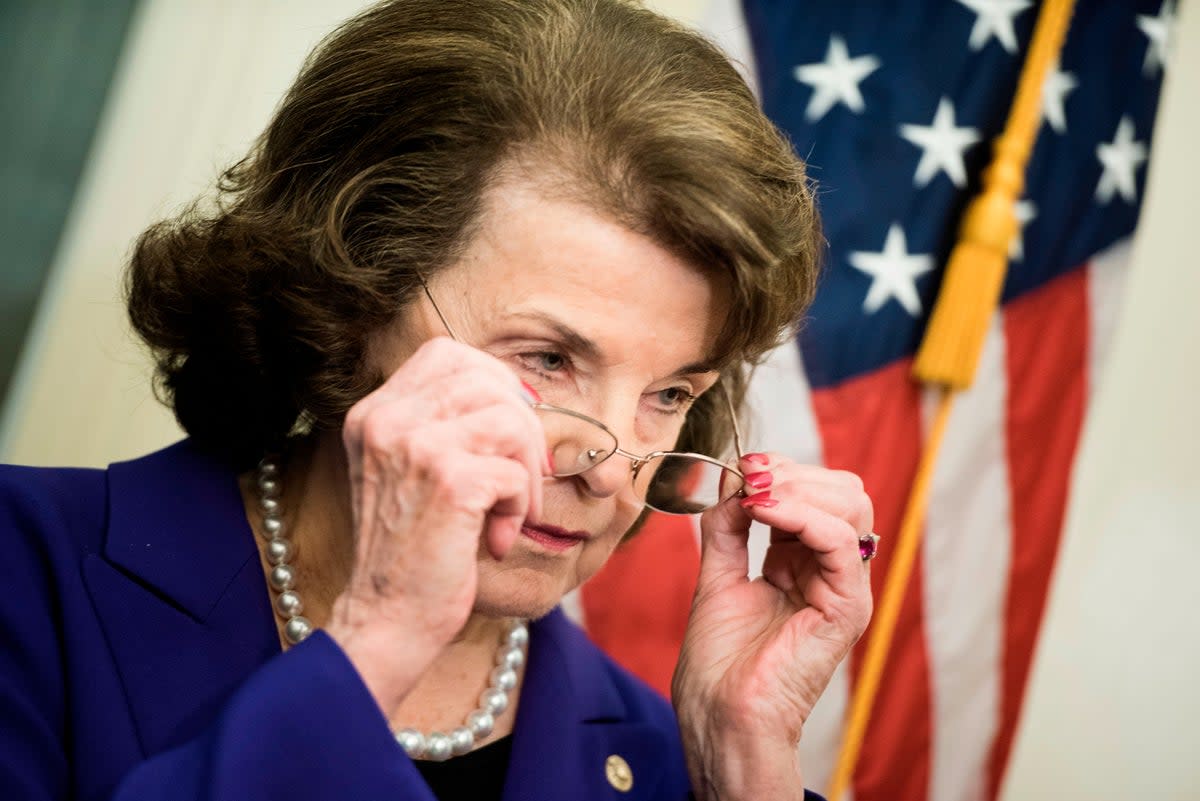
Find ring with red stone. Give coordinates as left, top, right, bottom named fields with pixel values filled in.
left=859, top=533, right=880, bottom=562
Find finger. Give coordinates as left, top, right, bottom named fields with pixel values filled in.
left=430, top=404, right=546, bottom=524
left=764, top=478, right=874, bottom=544
left=457, top=455, right=530, bottom=560
left=761, top=539, right=812, bottom=597
left=696, top=490, right=754, bottom=594
left=367, top=361, right=524, bottom=427
left=383, top=336, right=517, bottom=395
left=739, top=457, right=874, bottom=538
left=743, top=498, right=867, bottom=590
left=358, top=393, right=545, bottom=522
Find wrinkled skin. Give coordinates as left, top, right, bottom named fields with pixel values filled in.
left=305, top=177, right=873, bottom=795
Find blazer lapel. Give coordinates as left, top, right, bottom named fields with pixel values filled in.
left=83, top=441, right=279, bottom=755
left=504, top=610, right=678, bottom=801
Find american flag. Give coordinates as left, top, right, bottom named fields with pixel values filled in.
left=578, top=1, right=1171, bottom=800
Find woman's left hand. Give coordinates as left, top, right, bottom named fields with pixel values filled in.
left=672, top=452, right=874, bottom=801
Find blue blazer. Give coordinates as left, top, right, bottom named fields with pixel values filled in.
left=0, top=441, right=821, bottom=801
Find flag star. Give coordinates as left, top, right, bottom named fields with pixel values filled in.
left=792, top=35, right=881, bottom=122
left=1009, top=200, right=1037, bottom=261
left=1041, top=64, right=1078, bottom=134
left=848, top=224, right=935, bottom=316
left=955, top=0, right=1033, bottom=53
left=899, top=98, right=981, bottom=188
left=1095, top=116, right=1147, bottom=204
left=1137, top=0, right=1175, bottom=76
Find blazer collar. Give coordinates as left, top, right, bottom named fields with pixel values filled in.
left=103, top=441, right=681, bottom=797
left=104, top=440, right=258, bottom=621
left=507, top=610, right=680, bottom=800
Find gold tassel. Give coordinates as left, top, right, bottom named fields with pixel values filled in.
left=911, top=162, right=1019, bottom=388
left=824, top=0, right=1076, bottom=798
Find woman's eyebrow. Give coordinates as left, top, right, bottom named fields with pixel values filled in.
left=507, top=310, right=719, bottom=376
left=507, top=311, right=602, bottom=363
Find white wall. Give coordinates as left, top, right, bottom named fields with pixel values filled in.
left=2, top=0, right=1197, bottom=796
left=999, top=0, right=1200, bottom=797
left=0, top=0, right=374, bottom=464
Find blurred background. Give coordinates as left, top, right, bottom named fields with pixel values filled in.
left=0, top=1, right=1195, bottom=799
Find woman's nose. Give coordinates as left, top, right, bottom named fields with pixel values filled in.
left=574, top=448, right=634, bottom=499
left=571, top=398, right=642, bottom=499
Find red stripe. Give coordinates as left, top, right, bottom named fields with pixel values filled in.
left=988, top=266, right=1090, bottom=797
left=580, top=512, right=700, bottom=698
left=812, top=359, right=931, bottom=801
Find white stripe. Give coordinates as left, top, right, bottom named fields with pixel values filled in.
left=921, top=314, right=1012, bottom=801
left=1086, top=238, right=1132, bottom=399
left=801, top=656, right=854, bottom=800
left=744, top=341, right=824, bottom=579
left=745, top=341, right=848, bottom=795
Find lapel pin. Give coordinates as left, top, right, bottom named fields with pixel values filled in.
left=605, top=754, right=633, bottom=792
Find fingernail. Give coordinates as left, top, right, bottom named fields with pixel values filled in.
left=744, top=471, right=773, bottom=490
left=519, top=380, right=541, bottom=405
left=739, top=490, right=778, bottom=509
left=545, top=448, right=555, bottom=474
left=743, top=452, right=769, bottom=466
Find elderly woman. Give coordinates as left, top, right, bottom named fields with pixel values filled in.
left=0, top=1, right=874, bottom=799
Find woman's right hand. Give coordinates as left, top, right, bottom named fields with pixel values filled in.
left=324, top=336, right=548, bottom=715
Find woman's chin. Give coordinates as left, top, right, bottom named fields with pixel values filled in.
left=472, top=565, right=575, bottom=621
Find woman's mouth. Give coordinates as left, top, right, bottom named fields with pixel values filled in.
left=519, top=522, right=590, bottom=552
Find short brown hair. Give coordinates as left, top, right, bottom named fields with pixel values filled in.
left=125, top=0, right=821, bottom=470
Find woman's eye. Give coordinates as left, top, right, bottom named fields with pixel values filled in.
left=653, top=386, right=696, bottom=413
left=537, top=352, right=566, bottom=372
left=517, top=351, right=569, bottom=377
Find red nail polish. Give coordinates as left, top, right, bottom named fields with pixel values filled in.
left=520, top=380, right=542, bottom=404
left=743, top=453, right=769, bottom=466
left=739, top=490, right=777, bottom=508
left=744, top=471, right=773, bottom=490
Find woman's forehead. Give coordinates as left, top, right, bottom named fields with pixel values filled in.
left=435, top=181, right=730, bottom=368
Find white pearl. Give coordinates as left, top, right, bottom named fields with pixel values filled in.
left=506, top=624, right=529, bottom=649
left=275, top=590, right=303, bottom=618
left=266, top=538, right=291, bottom=565
left=395, top=728, right=425, bottom=757
left=467, top=710, right=495, bottom=738
left=269, top=564, right=295, bottom=591
left=449, top=726, right=475, bottom=755
left=490, top=665, right=517, bottom=692
left=256, top=456, right=529, bottom=754
left=424, top=732, right=453, bottom=762
left=283, top=616, right=312, bottom=644
left=497, top=647, right=524, bottom=670
left=480, top=687, right=509, bottom=716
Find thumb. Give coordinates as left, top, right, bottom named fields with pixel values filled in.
left=696, top=493, right=753, bottom=593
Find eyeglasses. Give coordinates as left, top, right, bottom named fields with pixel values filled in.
left=417, top=277, right=746, bottom=515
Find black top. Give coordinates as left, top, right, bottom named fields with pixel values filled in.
left=415, top=735, right=514, bottom=801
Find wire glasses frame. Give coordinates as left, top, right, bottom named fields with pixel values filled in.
left=416, top=275, right=746, bottom=515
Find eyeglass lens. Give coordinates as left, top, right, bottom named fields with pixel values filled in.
left=534, top=406, right=744, bottom=515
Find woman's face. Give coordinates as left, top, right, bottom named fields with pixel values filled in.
left=370, top=176, right=728, bottom=620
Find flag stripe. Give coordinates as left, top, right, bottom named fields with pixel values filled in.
left=811, top=360, right=931, bottom=801
left=988, top=265, right=1090, bottom=797
left=744, top=343, right=849, bottom=792
left=922, top=316, right=1012, bottom=801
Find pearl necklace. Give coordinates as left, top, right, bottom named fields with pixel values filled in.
left=255, top=457, right=529, bottom=761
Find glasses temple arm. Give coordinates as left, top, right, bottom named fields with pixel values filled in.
left=720, top=381, right=745, bottom=461
left=416, top=272, right=465, bottom=342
